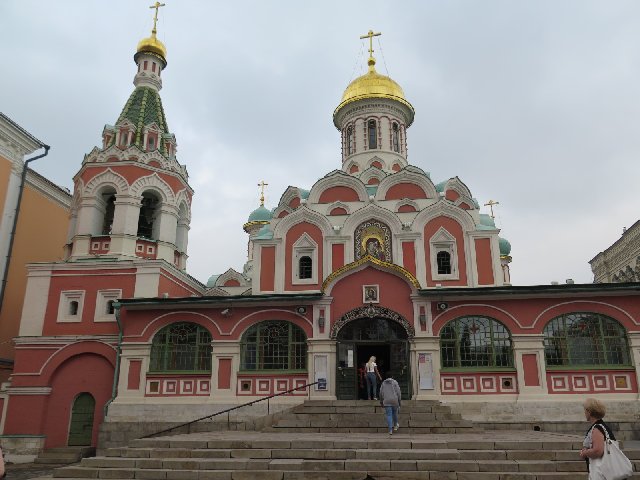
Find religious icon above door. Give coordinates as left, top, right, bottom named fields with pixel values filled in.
left=355, top=220, right=392, bottom=263
left=363, top=284, right=379, bottom=303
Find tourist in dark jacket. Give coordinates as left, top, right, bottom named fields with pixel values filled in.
left=379, top=373, right=401, bottom=435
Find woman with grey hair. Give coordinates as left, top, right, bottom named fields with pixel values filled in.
left=579, top=397, right=617, bottom=477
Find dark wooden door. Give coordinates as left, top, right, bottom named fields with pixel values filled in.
left=336, top=342, right=357, bottom=399
left=68, top=393, right=95, bottom=446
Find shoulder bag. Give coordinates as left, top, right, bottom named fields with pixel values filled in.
left=591, top=425, right=633, bottom=480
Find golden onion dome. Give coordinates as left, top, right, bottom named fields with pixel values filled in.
left=136, top=33, right=167, bottom=66
left=334, top=59, right=414, bottom=118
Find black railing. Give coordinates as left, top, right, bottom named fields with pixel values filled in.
left=141, top=381, right=318, bottom=438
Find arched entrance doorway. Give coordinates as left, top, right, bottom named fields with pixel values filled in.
left=68, top=392, right=95, bottom=446
left=332, top=306, right=414, bottom=400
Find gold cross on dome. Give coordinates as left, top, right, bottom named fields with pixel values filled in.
left=149, top=2, right=165, bottom=34
left=484, top=199, right=500, bottom=219
left=258, top=180, right=269, bottom=206
left=360, top=30, right=382, bottom=58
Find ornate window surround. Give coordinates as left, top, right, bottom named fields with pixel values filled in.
left=292, top=233, right=318, bottom=285
left=430, top=227, right=459, bottom=281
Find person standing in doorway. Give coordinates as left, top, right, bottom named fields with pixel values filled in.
left=379, top=372, right=402, bottom=435
left=365, top=356, right=382, bottom=400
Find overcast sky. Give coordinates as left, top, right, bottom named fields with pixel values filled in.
left=2, top=1, right=639, bottom=286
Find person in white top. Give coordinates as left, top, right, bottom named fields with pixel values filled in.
left=365, top=356, right=383, bottom=400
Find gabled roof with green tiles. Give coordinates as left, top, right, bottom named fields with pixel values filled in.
left=115, top=86, right=170, bottom=155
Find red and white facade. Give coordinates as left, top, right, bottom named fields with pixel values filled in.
left=4, top=29, right=640, bottom=458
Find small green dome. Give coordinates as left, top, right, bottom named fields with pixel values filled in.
left=479, top=214, right=496, bottom=228
left=499, top=237, right=512, bottom=256
left=206, top=275, right=219, bottom=288
left=247, top=205, right=272, bottom=223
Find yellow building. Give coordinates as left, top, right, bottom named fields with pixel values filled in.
left=0, top=113, right=71, bottom=382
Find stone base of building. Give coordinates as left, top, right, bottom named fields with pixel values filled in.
left=0, top=434, right=45, bottom=463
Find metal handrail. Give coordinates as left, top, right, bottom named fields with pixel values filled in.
left=141, top=381, right=318, bottom=438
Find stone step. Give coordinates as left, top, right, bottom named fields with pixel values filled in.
left=34, top=446, right=96, bottom=464
left=48, top=473, right=640, bottom=480
left=125, top=437, right=584, bottom=451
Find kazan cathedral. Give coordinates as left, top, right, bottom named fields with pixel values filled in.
left=3, top=17, right=640, bottom=455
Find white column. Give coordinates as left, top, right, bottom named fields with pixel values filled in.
left=307, top=339, right=336, bottom=400
left=627, top=332, right=640, bottom=400
left=512, top=334, right=548, bottom=400
left=0, top=162, right=23, bottom=285
left=412, top=337, right=441, bottom=400
left=156, top=205, right=179, bottom=262
left=210, top=341, right=241, bottom=401
left=116, top=344, right=151, bottom=401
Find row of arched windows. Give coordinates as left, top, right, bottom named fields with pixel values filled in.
left=149, top=321, right=308, bottom=373
left=343, top=120, right=402, bottom=156
left=440, top=313, right=631, bottom=369
left=147, top=313, right=631, bottom=373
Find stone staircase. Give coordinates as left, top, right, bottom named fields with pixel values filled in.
left=263, top=400, right=480, bottom=434
left=53, top=430, right=640, bottom=479
left=50, top=400, right=640, bottom=479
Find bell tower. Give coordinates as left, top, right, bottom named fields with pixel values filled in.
left=66, top=2, right=192, bottom=270
left=333, top=31, right=415, bottom=178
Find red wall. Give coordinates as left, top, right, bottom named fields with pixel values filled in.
left=318, top=186, right=360, bottom=203
left=401, top=241, right=416, bottom=277
left=43, top=270, right=136, bottom=336
left=332, top=244, right=345, bottom=272
left=474, top=238, right=495, bottom=285
left=329, top=267, right=414, bottom=327
left=385, top=182, right=429, bottom=200
left=260, top=246, right=276, bottom=292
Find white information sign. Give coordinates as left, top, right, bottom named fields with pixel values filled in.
left=418, top=352, right=434, bottom=390
left=314, top=355, right=328, bottom=391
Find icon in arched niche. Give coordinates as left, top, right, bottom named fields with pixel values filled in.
left=355, top=220, right=392, bottom=262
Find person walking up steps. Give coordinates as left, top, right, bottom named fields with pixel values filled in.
left=365, top=356, right=382, bottom=400
left=379, top=372, right=401, bottom=435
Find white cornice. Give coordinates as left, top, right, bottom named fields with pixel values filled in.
left=14, top=335, right=118, bottom=345
left=0, top=113, right=45, bottom=157
left=25, top=170, right=72, bottom=209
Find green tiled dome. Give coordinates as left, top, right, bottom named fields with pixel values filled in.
left=499, top=237, right=512, bottom=256
left=115, top=86, right=170, bottom=154
left=206, top=275, right=219, bottom=288
left=247, top=205, right=272, bottom=223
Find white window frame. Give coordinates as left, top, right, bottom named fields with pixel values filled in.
left=292, top=233, right=318, bottom=285
left=430, top=228, right=459, bottom=281
left=57, top=290, right=85, bottom=323
left=94, top=289, right=122, bottom=323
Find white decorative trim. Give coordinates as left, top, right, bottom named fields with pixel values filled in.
left=272, top=206, right=333, bottom=239
left=307, top=171, right=368, bottom=204
left=215, top=268, right=248, bottom=287
left=57, top=290, right=85, bottom=323
left=84, top=168, right=130, bottom=196
left=376, top=167, right=438, bottom=200
left=94, top=289, right=121, bottom=323
left=292, top=233, right=318, bottom=285
left=395, top=198, right=419, bottom=213
left=6, top=387, right=52, bottom=395
left=430, top=227, right=460, bottom=281
left=443, top=176, right=472, bottom=198
left=130, top=173, right=176, bottom=203
left=326, top=201, right=351, bottom=216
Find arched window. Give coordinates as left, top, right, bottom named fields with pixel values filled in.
left=436, top=251, right=451, bottom=275
left=440, top=316, right=513, bottom=368
left=392, top=123, right=400, bottom=152
left=368, top=120, right=377, bottom=149
left=101, top=192, right=116, bottom=235
left=346, top=126, right=353, bottom=155
left=137, top=191, right=160, bottom=239
left=241, top=321, right=307, bottom=371
left=543, top=313, right=631, bottom=367
left=69, top=301, right=79, bottom=316
left=299, top=256, right=312, bottom=279
left=150, top=323, right=212, bottom=372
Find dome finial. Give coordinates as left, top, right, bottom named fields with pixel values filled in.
left=359, top=30, right=381, bottom=72
left=257, top=180, right=269, bottom=207
left=149, top=1, right=165, bottom=37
